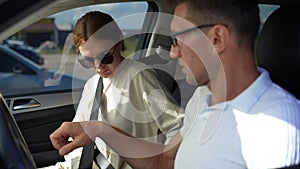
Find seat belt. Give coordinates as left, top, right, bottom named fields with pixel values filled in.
left=94, top=148, right=115, bottom=169
left=79, top=77, right=115, bottom=169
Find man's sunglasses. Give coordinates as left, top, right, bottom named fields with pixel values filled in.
left=78, top=50, right=114, bottom=69
left=169, top=23, right=217, bottom=47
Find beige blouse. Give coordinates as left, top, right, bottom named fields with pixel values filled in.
left=73, top=59, right=184, bottom=169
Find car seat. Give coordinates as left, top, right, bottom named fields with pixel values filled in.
left=257, top=5, right=300, bottom=169
left=257, top=5, right=300, bottom=99
left=138, top=49, right=197, bottom=109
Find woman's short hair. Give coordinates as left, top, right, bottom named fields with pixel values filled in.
left=73, top=11, right=126, bottom=51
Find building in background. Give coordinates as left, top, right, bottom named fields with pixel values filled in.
left=21, top=18, right=58, bottom=48
left=11, top=18, right=73, bottom=51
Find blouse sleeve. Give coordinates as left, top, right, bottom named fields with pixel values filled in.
left=128, top=68, right=184, bottom=144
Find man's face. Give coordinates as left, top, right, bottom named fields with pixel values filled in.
left=169, top=3, right=210, bottom=86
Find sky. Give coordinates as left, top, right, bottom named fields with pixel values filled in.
left=50, top=2, right=279, bottom=30
left=50, top=2, right=148, bottom=30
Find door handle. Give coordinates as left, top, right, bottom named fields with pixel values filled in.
left=13, top=98, right=41, bottom=110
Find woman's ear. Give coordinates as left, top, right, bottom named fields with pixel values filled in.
left=207, top=24, right=229, bottom=53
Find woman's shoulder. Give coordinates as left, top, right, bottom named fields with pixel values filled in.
left=84, top=74, right=101, bottom=89
left=116, top=59, right=152, bottom=76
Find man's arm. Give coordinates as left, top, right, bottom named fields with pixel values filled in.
left=50, top=121, right=182, bottom=169
left=122, top=132, right=182, bottom=169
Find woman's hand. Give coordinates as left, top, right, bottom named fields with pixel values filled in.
left=49, top=121, right=101, bottom=156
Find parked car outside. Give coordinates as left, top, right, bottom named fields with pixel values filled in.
left=0, top=44, right=85, bottom=96
left=3, top=39, right=45, bottom=65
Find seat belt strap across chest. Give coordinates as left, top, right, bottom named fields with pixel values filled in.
left=79, top=77, right=115, bottom=169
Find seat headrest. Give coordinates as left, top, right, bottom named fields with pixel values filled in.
left=257, top=5, right=300, bottom=99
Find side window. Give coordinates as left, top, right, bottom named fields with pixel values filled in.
left=50, top=2, right=148, bottom=58
left=2, top=2, right=151, bottom=96
left=259, top=4, right=280, bottom=31
left=0, top=50, right=33, bottom=74
left=254, top=4, right=279, bottom=62
left=0, top=51, right=17, bottom=73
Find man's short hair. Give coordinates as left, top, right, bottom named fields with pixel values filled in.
left=177, top=0, right=260, bottom=49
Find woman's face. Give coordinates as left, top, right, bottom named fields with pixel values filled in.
left=78, top=38, right=123, bottom=79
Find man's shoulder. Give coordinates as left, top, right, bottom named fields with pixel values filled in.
left=265, top=82, right=299, bottom=104
left=256, top=82, right=300, bottom=115
left=255, top=67, right=299, bottom=107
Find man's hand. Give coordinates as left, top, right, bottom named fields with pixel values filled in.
left=49, top=121, right=96, bottom=156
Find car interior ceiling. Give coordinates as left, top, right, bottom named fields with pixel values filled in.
left=0, top=0, right=53, bottom=39
left=259, top=0, right=300, bottom=5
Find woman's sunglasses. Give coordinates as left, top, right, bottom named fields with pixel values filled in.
left=78, top=50, right=114, bottom=69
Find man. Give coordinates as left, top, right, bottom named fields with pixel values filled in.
left=50, top=0, right=300, bottom=168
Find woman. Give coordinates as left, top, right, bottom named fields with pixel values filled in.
left=68, top=11, right=183, bottom=169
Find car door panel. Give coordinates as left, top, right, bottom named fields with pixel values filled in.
left=6, top=91, right=82, bottom=167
